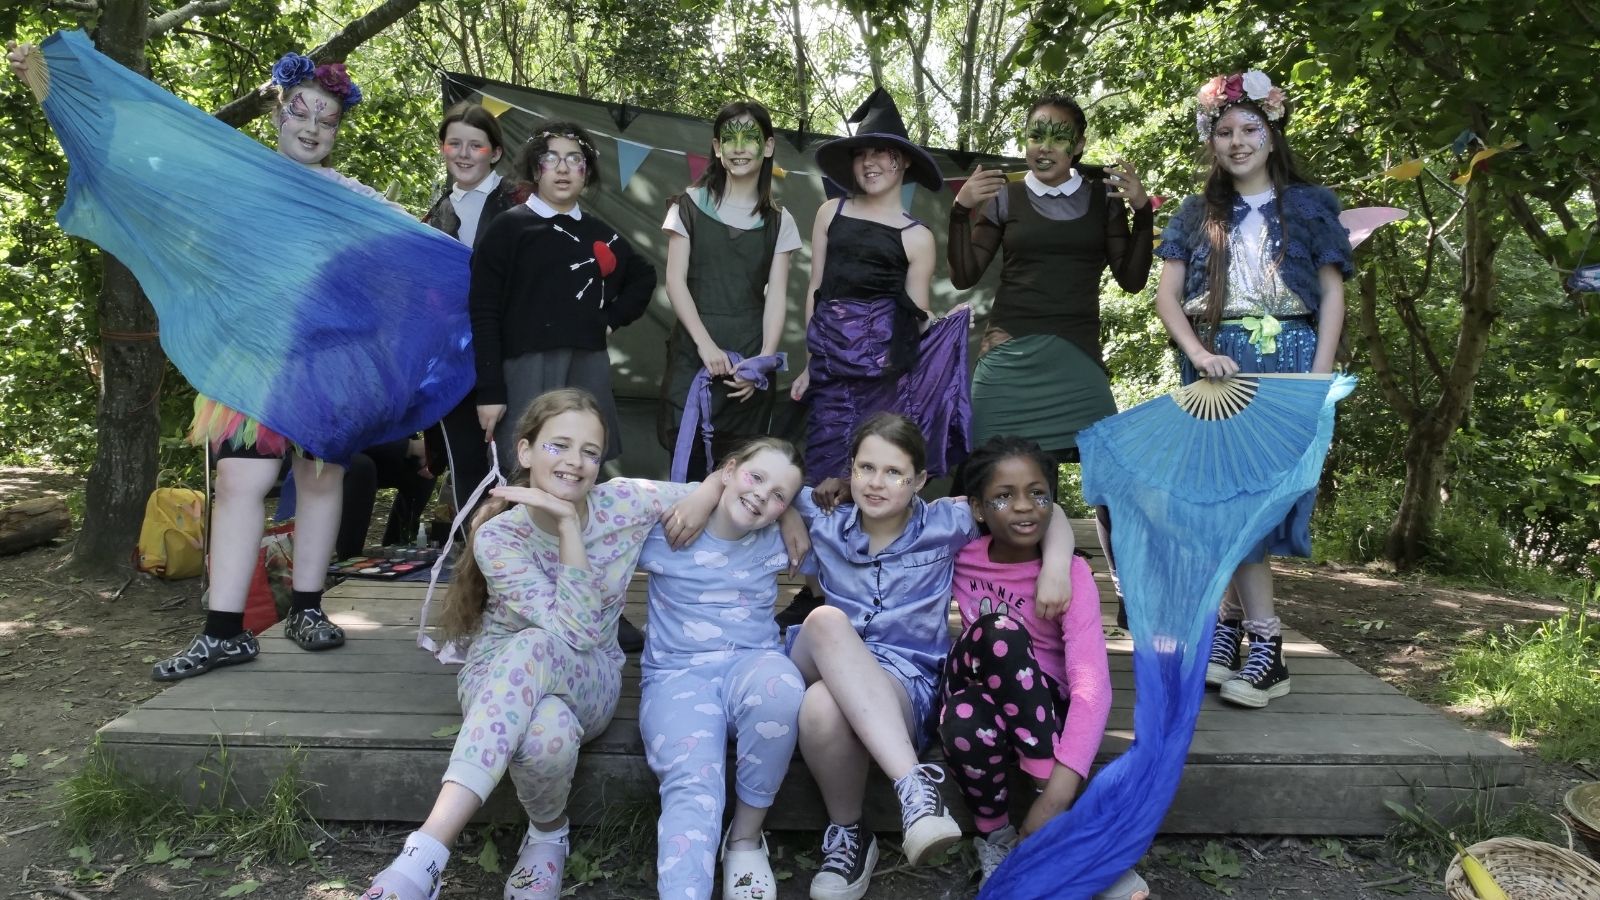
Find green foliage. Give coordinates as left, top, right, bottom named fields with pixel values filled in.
left=1439, top=592, right=1600, bottom=761
left=1385, top=777, right=1557, bottom=874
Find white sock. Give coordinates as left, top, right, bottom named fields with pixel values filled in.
left=523, top=820, right=570, bottom=844
left=395, top=831, right=449, bottom=892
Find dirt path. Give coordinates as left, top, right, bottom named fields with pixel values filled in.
left=0, top=467, right=1589, bottom=899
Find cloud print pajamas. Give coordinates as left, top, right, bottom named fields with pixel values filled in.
left=637, top=524, right=805, bottom=900
left=443, top=480, right=691, bottom=827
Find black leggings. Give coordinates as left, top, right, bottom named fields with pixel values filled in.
left=938, top=612, right=1069, bottom=831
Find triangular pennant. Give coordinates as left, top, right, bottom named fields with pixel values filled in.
left=947, top=150, right=978, bottom=171
left=946, top=178, right=968, bottom=196
left=900, top=182, right=916, bottom=211
left=686, top=152, right=710, bottom=184
left=615, top=138, right=652, bottom=191
left=479, top=94, right=511, bottom=117
left=610, top=101, right=639, bottom=132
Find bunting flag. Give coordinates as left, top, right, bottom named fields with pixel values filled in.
left=479, top=94, right=511, bottom=117
left=946, top=178, right=967, bottom=196
left=686, top=152, right=710, bottom=184
left=900, top=182, right=916, bottom=211
left=615, top=138, right=652, bottom=191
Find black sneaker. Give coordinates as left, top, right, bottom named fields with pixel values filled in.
left=776, top=586, right=823, bottom=629
left=893, top=763, right=961, bottom=865
left=617, top=614, right=645, bottom=654
left=151, top=631, right=259, bottom=681
left=1219, top=632, right=1290, bottom=708
left=1205, top=618, right=1244, bottom=687
left=810, top=822, right=877, bottom=900
left=284, top=608, right=346, bottom=651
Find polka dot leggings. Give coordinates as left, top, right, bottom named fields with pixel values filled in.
left=938, top=612, right=1068, bottom=833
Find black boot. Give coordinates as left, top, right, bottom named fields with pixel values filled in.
left=617, top=614, right=645, bottom=654
left=1219, top=632, right=1290, bottom=708
left=775, top=585, right=823, bottom=629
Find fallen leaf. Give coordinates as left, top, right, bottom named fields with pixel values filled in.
left=431, top=724, right=461, bottom=738
left=221, top=879, right=261, bottom=897
left=8, top=752, right=28, bottom=769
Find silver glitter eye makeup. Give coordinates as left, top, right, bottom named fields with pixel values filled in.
left=539, top=442, right=564, bottom=456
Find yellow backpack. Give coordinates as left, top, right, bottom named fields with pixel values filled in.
left=135, top=488, right=206, bottom=579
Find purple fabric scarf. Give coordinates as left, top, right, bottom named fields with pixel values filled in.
left=671, top=352, right=788, bottom=481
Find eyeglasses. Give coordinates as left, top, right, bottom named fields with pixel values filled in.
left=537, top=151, right=587, bottom=171
left=982, top=489, right=1053, bottom=512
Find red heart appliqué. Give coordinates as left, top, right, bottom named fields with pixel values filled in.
left=593, top=241, right=617, bottom=277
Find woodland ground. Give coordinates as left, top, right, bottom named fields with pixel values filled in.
left=0, top=465, right=1592, bottom=899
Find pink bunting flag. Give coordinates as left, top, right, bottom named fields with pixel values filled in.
left=686, top=153, right=709, bottom=184
left=947, top=178, right=968, bottom=196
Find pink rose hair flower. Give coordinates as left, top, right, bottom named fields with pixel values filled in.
left=1194, top=69, right=1288, bottom=141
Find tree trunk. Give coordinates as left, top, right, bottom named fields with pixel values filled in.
left=788, top=0, right=808, bottom=136
left=1383, top=178, right=1503, bottom=568
left=956, top=0, right=983, bottom=151
left=70, top=0, right=162, bottom=576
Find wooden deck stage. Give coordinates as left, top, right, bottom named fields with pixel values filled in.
left=98, top=523, right=1523, bottom=835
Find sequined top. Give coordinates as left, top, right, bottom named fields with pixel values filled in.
left=1180, top=189, right=1308, bottom=318
left=1157, top=183, right=1353, bottom=318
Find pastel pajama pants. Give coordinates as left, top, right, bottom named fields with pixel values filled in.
left=444, top=627, right=623, bottom=822
left=640, top=650, right=806, bottom=900
left=939, top=612, right=1069, bottom=834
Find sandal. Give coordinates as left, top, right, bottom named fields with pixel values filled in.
left=1093, top=868, right=1149, bottom=900
left=721, top=830, right=776, bottom=900
left=284, top=608, right=346, bottom=651
left=151, top=631, right=259, bottom=682
left=360, top=865, right=439, bottom=900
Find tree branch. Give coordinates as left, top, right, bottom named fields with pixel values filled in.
left=146, top=0, right=232, bottom=39
left=211, top=0, right=427, bottom=127
left=49, top=0, right=101, bottom=12
left=1356, top=264, right=1417, bottom=423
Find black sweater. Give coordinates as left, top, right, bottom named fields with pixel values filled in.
left=468, top=205, right=656, bottom=404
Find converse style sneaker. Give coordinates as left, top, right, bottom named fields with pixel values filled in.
left=504, top=827, right=568, bottom=899
left=893, top=763, right=962, bottom=866
left=1205, top=618, right=1244, bottom=687
left=974, top=824, right=1017, bottom=887
left=1219, top=632, right=1291, bottom=708
left=809, top=822, right=877, bottom=900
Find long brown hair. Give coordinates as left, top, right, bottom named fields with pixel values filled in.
left=698, top=100, right=779, bottom=229
left=1199, top=100, right=1307, bottom=347
left=437, top=388, right=607, bottom=640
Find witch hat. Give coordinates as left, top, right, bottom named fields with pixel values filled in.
left=815, top=87, right=943, bottom=193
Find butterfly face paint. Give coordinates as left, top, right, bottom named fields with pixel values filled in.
left=1211, top=106, right=1273, bottom=183
left=276, top=84, right=341, bottom=166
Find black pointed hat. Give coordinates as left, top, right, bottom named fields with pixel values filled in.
left=814, top=88, right=944, bottom=193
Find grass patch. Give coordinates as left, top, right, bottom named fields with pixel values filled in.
left=1386, top=774, right=1557, bottom=874
left=1438, top=593, right=1600, bottom=761
left=59, top=738, right=317, bottom=862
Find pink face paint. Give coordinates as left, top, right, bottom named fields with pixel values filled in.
left=739, top=470, right=759, bottom=486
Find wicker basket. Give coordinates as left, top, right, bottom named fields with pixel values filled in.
left=1444, top=835, right=1600, bottom=899
left=1566, top=783, right=1600, bottom=860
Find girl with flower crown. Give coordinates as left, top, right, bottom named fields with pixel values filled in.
left=4, top=44, right=406, bottom=681
left=1153, top=70, right=1353, bottom=709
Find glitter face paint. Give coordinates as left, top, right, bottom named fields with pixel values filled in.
left=276, top=86, right=340, bottom=166
left=851, top=463, right=913, bottom=487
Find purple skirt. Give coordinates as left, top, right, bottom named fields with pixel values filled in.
left=803, top=298, right=971, bottom=483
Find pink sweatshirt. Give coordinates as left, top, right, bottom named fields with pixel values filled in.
left=951, top=537, right=1112, bottom=778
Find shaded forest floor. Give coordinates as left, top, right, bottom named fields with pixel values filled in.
left=1, top=466, right=1592, bottom=899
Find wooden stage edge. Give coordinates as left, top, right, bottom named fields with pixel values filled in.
left=99, top=526, right=1524, bottom=836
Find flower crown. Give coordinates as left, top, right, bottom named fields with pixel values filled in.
left=270, top=53, right=363, bottom=109
left=1195, top=70, right=1285, bottom=141
left=535, top=129, right=596, bottom=157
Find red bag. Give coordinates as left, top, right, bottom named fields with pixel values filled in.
left=242, top=523, right=294, bottom=634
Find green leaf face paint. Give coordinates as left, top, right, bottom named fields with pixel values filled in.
left=1023, top=119, right=1079, bottom=151
left=718, top=119, right=764, bottom=155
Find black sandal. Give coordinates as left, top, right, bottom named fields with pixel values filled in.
left=151, top=631, right=260, bottom=682
left=283, top=608, right=345, bottom=651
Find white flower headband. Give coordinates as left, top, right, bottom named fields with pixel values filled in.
left=1195, top=70, right=1287, bottom=141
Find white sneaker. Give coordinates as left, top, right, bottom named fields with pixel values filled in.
left=503, top=827, right=568, bottom=899
left=974, top=824, right=1017, bottom=887
left=721, top=829, right=777, bottom=900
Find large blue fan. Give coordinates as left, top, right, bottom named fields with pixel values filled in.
left=981, top=373, right=1356, bottom=899
left=27, top=30, right=474, bottom=463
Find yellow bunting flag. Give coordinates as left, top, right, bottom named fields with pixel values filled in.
left=479, top=94, right=511, bottom=117
left=1005, top=170, right=1029, bottom=182
left=1382, top=159, right=1425, bottom=181
left=1454, top=139, right=1523, bottom=184
left=772, top=164, right=787, bottom=179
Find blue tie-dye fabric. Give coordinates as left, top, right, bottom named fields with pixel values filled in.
left=36, top=30, right=473, bottom=462
left=980, top=374, right=1355, bottom=899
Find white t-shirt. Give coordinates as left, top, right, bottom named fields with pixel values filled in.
left=661, top=187, right=802, bottom=254
left=448, top=170, right=502, bottom=248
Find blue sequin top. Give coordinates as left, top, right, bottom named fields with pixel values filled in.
left=1156, top=183, right=1354, bottom=316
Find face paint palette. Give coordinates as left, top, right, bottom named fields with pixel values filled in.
left=327, top=548, right=440, bottom=579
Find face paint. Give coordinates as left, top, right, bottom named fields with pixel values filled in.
left=718, top=119, right=764, bottom=155
left=539, top=442, right=565, bottom=456
left=1024, top=119, right=1079, bottom=150
left=851, top=463, right=913, bottom=487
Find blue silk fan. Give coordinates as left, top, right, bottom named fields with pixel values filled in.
left=980, top=373, right=1355, bottom=899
